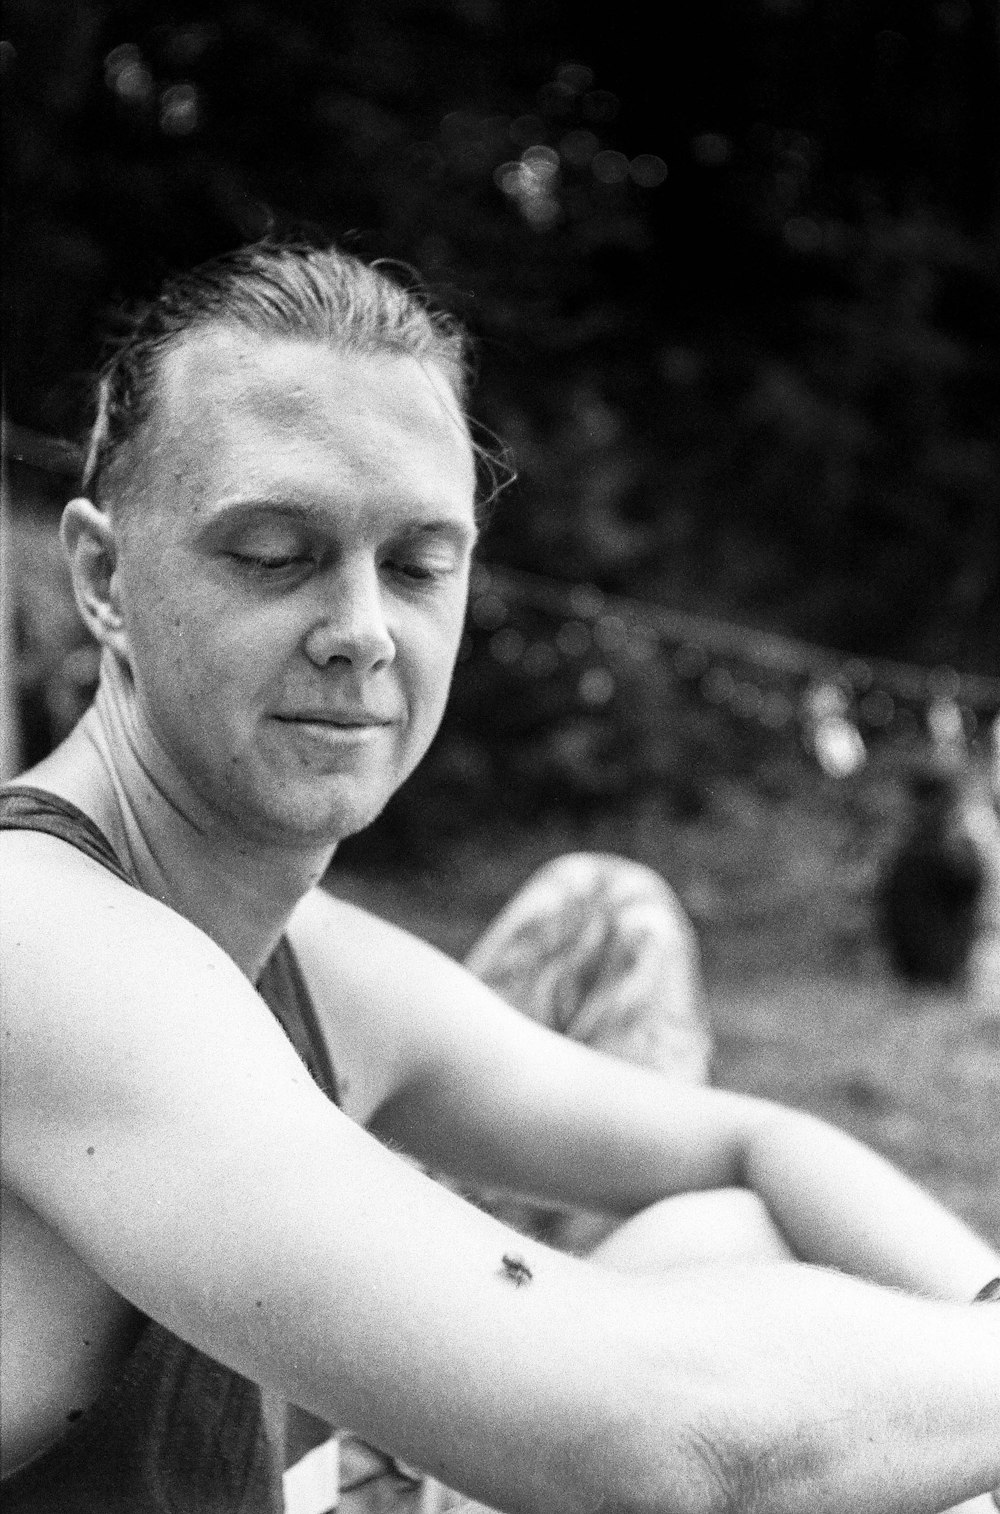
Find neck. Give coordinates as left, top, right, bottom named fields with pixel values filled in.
left=26, top=686, right=336, bottom=981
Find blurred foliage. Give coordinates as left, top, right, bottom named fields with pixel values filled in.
left=4, top=0, right=1000, bottom=833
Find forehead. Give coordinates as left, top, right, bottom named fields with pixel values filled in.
left=144, top=328, right=475, bottom=521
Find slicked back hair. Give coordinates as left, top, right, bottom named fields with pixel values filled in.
left=81, top=240, right=474, bottom=509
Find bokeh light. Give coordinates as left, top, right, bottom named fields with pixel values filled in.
left=160, top=82, right=199, bottom=136
left=591, top=149, right=629, bottom=185
left=495, top=145, right=562, bottom=230
left=555, top=61, right=595, bottom=93
left=579, top=667, right=616, bottom=704
left=522, top=144, right=560, bottom=172
left=104, top=43, right=154, bottom=105
left=629, top=153, right=668, bottom=188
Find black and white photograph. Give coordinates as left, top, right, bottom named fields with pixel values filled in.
left=2, top=3, right=999, bottom=1510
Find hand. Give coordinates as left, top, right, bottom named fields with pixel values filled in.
left=972, top=1280, right=1000, bottom=1509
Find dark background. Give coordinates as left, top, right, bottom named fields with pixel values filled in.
left=5, top=0, right=1000, bottom=661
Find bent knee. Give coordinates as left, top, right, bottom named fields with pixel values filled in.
left=536, top=852, right=701, bottom=975
left=541, top=851, right=693, bottom=921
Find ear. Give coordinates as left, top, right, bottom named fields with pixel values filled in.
left=60, top=498, right=128, bottom=653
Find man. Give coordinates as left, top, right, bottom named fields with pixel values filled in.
left=1, top=239, right=999, bottom=1514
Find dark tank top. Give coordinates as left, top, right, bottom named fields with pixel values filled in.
left=0, top=785, right=340, bottom=1512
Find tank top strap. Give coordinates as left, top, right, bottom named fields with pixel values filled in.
left=257, top=938, right=339, bottom=1105
left=0, top=785, right=136, bottom=887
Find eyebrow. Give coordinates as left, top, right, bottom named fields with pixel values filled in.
left=196, top=497, right=479, bottom=549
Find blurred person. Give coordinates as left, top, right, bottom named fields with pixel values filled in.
left=879, top=731, right=1000, bottom=992
left=2, top=240, right=999, bottom=1514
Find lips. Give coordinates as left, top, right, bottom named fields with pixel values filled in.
left=273, top=712, right=395, bottom=728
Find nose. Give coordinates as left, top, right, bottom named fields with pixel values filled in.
left=302, top=560, right=395, bottom=675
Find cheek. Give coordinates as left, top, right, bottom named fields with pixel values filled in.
left=128, top=594, right=274, bottom=730
left=402, top=617, right=464, bottom=728
left=119, top=561, right=200, bottom=670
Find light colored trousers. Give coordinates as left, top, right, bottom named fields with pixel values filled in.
left=297, top=853, right=707, bottom=1514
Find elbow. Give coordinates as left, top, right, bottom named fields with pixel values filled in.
left=671, top=1410, right=835, bottom=1514
left=569, top=1404, right=824, bottom=1514
left=675, top=1429, right=771, bottom=1514
left=599, top=1422, right=761, bottom=1514
left=615, top=1400, right=833, bottom=1514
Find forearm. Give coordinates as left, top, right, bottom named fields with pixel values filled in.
left=739, top=1105, right=1000, bottom=1299
left=385, top=1036, right=997, bottom=1304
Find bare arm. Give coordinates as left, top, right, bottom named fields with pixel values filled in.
left=290, top=890, right=1000, bottom=1303
left=4, top=840, right=1000, bottom=1514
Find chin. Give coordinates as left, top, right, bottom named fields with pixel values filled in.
left=241, top=779, right=393, bottom=849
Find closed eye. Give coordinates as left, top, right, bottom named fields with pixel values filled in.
left=230, top=551, right=313, bottom=575
left=383, top=557, right=457, bottom=584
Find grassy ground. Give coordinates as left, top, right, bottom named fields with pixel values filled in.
left=328, top=784, right=1000, bottom=1250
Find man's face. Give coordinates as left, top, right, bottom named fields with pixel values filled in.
left=111, top=328, right=478, bottom=846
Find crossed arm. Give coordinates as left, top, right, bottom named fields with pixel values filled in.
left=3, top=842, right=999, bottom=1512
left=289, top=886, right=1000, bottom=1304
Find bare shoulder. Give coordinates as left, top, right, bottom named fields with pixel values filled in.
left=2, top=823, right=226, bottom=970
left=1, top=826, right=264, bottom=1040
left=0, top=827, right=313, bottom=1185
